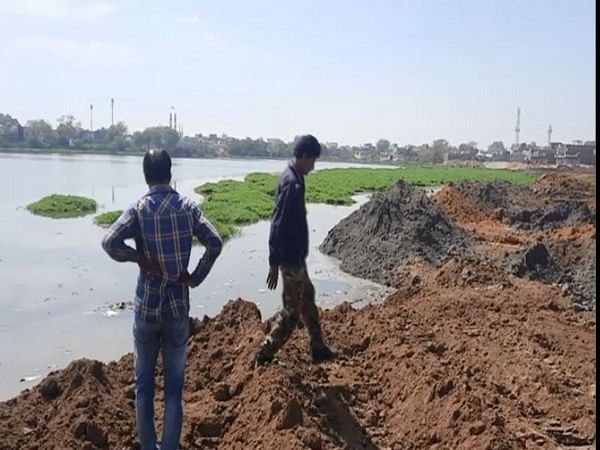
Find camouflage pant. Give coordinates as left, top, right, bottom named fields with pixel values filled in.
left=261, top=265, right=324, bottom=358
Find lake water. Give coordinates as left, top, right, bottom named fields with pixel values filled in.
left=0, top=152, right=391, bottom=400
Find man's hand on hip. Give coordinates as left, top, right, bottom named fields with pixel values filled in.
left=136, top=254, right=162, bottom=277
left=178, top=270, right=194, bottom=287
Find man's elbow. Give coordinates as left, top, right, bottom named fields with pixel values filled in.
left=211, top=236, right=223, bottom=257
left=101, top=234, right=112, bottom=254
left=101, top=234, right=120, bottom=260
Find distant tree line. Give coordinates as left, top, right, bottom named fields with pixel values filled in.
left=0, top=112, right=510, bottom=163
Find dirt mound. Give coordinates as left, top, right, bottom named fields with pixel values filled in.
left=1, top=283, right=595, bottom=449
left=509, top=201, right=595, bottom=231
left=456, top=180, right=534, bottom=212
left=570, top=241, right=596, bottom=311
left=501, top=243, right=570, bottom=286
left=432, top=185, right=488, bottom=224
left=434, top=256, right=513, bottom=290
left=533, top=173, right=596, bottom=205
left=548, top=235, right=598, bottom=312
left=455, top=180, right=596, bottom=232
left=495, top=234, right=596, bottom=311
left=320, top=180, right=474, bottom=286
left=542, top=223, right=596, bottom=242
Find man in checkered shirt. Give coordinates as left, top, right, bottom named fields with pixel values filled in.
left=102, top=149, right=222, bottom=450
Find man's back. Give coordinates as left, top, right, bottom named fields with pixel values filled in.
left=136, top=186, right=196, bottom=281
left=102, top=184, right=222, bottom=322
left=101, top=149, right=223, bottom=450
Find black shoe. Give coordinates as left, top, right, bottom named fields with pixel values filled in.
left=189, top=316, right=202, bottom=338
left=310, top=344, right=337, bottom=363
left=255, top=349, right=274, bottom=368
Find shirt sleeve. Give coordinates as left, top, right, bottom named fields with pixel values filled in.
left=190, top=204, right=223, bottom=288
left=101, top=206, right=140, bottom=263
left=268, top=184, right=295, bottom=267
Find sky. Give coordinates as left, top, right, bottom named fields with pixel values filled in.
left=0, top=0, right=595, bottom=148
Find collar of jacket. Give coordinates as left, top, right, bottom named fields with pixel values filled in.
left=288, top=161, right=305, bottom=186
left=146, top=184, right=175, bottom=195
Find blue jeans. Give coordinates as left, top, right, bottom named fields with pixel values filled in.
left=134, top=315, right=189, bottom=450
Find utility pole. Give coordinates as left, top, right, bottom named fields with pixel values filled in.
left=514, top=107, right=521, bottom=147
left=111, top=98, right=114, bottom=126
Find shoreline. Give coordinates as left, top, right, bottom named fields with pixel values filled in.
left=0, top=147, right=399, bottom=166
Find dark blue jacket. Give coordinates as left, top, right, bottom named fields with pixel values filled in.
left=268, top=162, right=308, bottom=267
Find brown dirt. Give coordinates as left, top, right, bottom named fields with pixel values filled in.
left=432, top=185, right=488, bottom=224
left=0, top=283, right=595, bottom=450
left=532, top=173, right=596, bottom=207
left=432, top=185, right=533, bottom=250
left=0, top=170, right=596, bottom=450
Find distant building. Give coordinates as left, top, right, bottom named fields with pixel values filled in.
left=528, top=148, right=555, bottom=165
left=556, top=141, right=596, bottom=166
left=0, top=123, right=24, bottom=142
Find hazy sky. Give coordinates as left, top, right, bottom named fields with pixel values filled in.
left=0, top=0, right=595, bottom=147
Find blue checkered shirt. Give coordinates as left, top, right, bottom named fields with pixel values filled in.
left=102, top=184, right=223, bottom=322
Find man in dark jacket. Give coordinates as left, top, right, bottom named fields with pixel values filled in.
left=256, top=135, right=336, bottom=366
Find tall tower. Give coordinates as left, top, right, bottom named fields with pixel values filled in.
left=90, top=104, right=94, bottom=132
left=169, top=112, right=172, bottom=128
left=111, top=98, right=114, bottom=126
left=174, top=112, right=177, bottom=131
left=547, top=124, right=552, bottom=148
left=514, top=107, right=521, bottom=147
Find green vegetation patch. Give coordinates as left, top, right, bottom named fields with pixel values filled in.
left=195, top=166, right=537, bottom=239
left=27, top=194, right=97, bottom=218
left=196, top=173, right=278, bottom=240
left=94, top=210, right=123, bottom=227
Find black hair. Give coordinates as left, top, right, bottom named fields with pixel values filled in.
left=293, top=134, right=321, bottom=158
left=143, top=149, right=172, bottom=183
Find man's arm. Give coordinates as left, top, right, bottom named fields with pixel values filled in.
left=101, top=206, right=140, bottom=263
left=188, top=205, right=223, bottom=288
left=268, top=184, right=294, bottom=268
left=267, top=184, right=297, bottom=290
left=101, top=206, right=161, bottom=275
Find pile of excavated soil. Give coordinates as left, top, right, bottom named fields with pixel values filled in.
left=570, top=241, right=596, bottom=311
left=434, top=176, right=596, bottom=311
left=319, top=180, right=474, bottom=286
left=547, top=235, right=597, bottom=311
left=455, top=180, right=596, bottom=232
left=455, top=181, right=535, bottom=212
left=496, top=234, right=597, bottom=311
left=0, top=277, right=595, bottom=449
left=500, top=243, right=570, bottom=286
left=432, top=185, right=488, bottom=224
left=508, top=201, right=595, bottom=231
left=432, top=185, right=532, bottom=250
left=533, top=174, right=596, bottom=206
